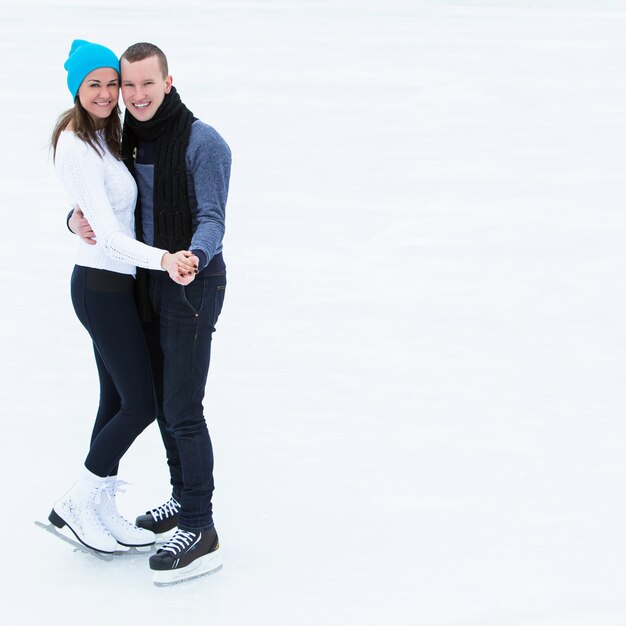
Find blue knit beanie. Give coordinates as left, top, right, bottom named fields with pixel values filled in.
left=64, top=40, right=120, bottom=100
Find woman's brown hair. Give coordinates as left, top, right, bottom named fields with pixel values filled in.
left=51, top=97, right=122, bottom=161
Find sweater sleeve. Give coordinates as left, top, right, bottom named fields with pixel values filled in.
left=187, top=124, right=231, bottom=267
left=55, top=134, right=167, bottom=270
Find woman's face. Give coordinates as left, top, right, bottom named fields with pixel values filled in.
left=77, top=67, right=119, bottom=126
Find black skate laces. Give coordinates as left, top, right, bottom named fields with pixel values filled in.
left=161, top=529, right=199, bottom=555
left=150, top=497, right=181, bottom=522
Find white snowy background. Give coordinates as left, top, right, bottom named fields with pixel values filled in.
left=2, top=0, right=626, bottom=623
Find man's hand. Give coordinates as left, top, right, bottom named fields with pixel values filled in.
left=161, top=251, right=199, bottom=285
left=68, top=207, right=96, bottom=245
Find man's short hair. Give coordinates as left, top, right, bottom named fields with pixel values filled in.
left=121, top=43, right=169, bottom=77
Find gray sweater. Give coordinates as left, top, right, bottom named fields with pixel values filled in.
left=134, top=120, right=231, bottom=273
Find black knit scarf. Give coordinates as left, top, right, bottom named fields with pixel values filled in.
left=122, top=86, right=195, bottom=252
left=122, top=86, right=195, bottom=321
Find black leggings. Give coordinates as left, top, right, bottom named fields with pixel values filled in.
left=71, top=265, right=157, bottom=477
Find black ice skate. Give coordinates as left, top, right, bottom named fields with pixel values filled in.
left=135, top=496, right=180, bottom=537
left=149, top=526, right=222, bottom=586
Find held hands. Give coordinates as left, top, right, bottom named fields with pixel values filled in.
left=69, top=206, right=198, bottom=283
left=161, top=251, right=199, bottom=285
left=69, top=207, right=96, bottom=244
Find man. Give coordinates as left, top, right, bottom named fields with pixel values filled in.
left=68, top=42, right=231, bottom=585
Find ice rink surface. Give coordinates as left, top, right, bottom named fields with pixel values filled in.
left=2, top=0, right=626, bottom=624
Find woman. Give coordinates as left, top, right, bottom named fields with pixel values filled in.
left=48, top=40, right=197, bottom=554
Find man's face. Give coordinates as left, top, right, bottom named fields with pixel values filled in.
left=121, top=55, right=172, bottom=122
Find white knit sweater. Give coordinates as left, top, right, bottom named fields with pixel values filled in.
left=55, top=130, right=167, bottom=275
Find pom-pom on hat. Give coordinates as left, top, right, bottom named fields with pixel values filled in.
left=64, top=39, right=119, bottom=100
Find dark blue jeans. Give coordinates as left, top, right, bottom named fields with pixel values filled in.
left=143, top=271, right=226, bottom=531
left=71, top=266, right=157, bottom=477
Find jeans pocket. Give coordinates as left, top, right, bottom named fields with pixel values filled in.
left=181, top=281, right=205, bottom=315
left=213, top=285, right=226, bottom=326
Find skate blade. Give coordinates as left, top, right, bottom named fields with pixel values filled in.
left=116, top=542, right=156, bottom=555
left=35, top=521, right=150, bottom=559
left=131, top=544, right=154, bottom=553
left=152, top=550, right=222, bottom=587
left=34, top=521, right=115, bottom=561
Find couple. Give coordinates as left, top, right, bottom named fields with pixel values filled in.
left=49, top=40, right=230, bottom=586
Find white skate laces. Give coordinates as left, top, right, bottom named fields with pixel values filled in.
left=53, top=482, right=119, bottom=553
left=150, top=497, right=181, bottom=522
left=161, top=529, right=198, bottom=556
left=109, top=479, right=129, bottom=495
left=67, top=487, right=108, bottom=533
left=103, top=480, right=138, bottom=529
left=96, top=479, right=155, bottom=547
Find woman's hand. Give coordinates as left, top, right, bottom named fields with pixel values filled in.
left=69, top=207, right=96, bottom=244
left=161, top=251, right=199, bottom=285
